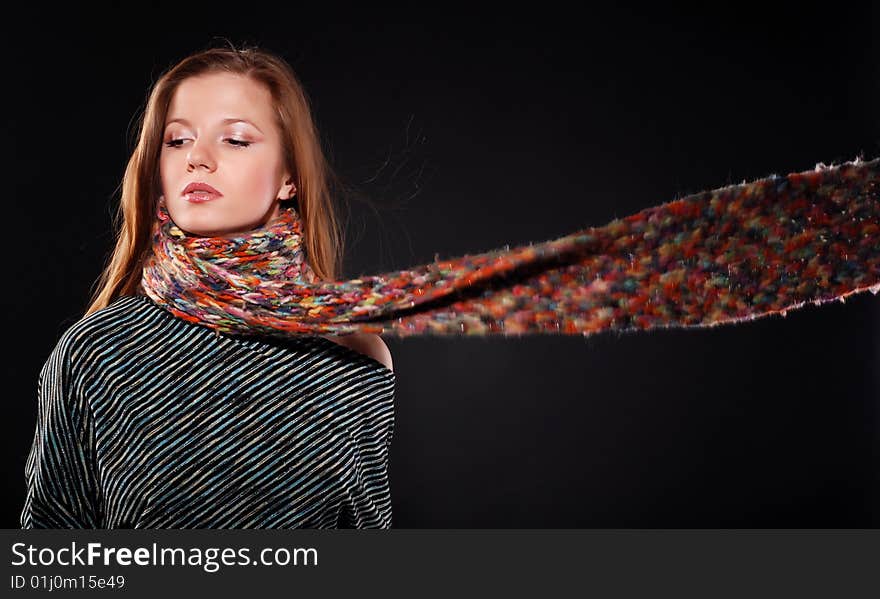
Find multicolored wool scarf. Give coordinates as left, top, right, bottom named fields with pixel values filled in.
left=139, top=156, right=880, bottom=339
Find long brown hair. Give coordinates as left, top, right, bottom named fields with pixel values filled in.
left=84, top=42, right=344, bottom=317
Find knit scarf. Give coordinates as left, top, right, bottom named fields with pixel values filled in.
left=139, top=156, right=880, bottom=339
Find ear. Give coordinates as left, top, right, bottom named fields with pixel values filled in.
left=278, top=173, right=297, bottom=201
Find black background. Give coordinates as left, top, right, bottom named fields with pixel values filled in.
left=4, top=3, right=879, bottom=527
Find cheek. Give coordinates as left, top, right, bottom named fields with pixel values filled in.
left=234, top=155, right=282, bottom=198
left=158, top=153, right=176, bottom=193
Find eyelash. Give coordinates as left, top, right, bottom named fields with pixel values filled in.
left=164, top=138, right=252, bottom=148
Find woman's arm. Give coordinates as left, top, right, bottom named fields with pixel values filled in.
left=20, top=339, right=102, bottom=528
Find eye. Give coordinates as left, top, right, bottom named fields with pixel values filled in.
left=162, top=137, right=252, bottom=148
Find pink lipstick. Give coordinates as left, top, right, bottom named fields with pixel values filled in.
left=182, top=181, right=223, bottom=203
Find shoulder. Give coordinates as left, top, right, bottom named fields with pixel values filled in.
left=358, top=334, right=394, bottom=372
left=34, top=295, right=147, bottom=395
left=323, top=333, right=394, bottom=372
left=48, top=295, right=157, bottom=370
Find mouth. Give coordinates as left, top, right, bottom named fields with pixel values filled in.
left=183, top=190, right=221, bottom=203
left=181, top=182, right=223, bottom=203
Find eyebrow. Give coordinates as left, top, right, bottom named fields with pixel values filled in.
left=165, top=117, right=263, bottom=133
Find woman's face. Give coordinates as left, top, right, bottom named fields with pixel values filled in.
left=159, top=72, right=295, bottom=237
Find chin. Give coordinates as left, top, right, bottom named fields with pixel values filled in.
left=169, top=205, right=230, bottom=237
left=168, top=200, right=275, bottom=238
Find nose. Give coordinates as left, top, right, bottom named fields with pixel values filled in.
left=186, top=139, right=216, bottom=172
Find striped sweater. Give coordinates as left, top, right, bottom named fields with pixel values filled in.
left=20, top=294, right=396, bottom=528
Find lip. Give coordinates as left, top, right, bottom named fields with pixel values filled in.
left=182, top=181, right=223, bottom=202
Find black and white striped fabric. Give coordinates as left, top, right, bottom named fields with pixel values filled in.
left=20, top=294, right=396, bottom=529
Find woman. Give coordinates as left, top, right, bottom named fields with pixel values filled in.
left=21, top=45, right=396, bottom=528
left=20, top=43, right=880, bottom=529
